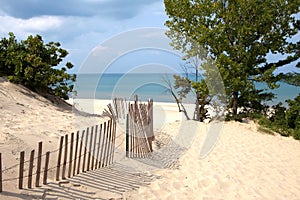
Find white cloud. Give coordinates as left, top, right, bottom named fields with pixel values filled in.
left=0, top=15, right=63, bottom=39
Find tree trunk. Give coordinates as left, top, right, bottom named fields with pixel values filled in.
left=232, top=91, right=238, bottom=116
left=194, top=67, right=200, bottom=121
left=170, top=89, right=190, bottom=120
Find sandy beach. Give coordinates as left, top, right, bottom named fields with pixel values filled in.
left=1, top=78, right=300, bottom=199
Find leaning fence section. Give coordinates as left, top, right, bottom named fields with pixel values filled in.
left=126, top=95, right=154, bottom=158
left=0, top=118, right=116, bottom=193
left=103, top=98, right=128, bottom=121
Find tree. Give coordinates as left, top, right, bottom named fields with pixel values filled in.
left=163, top=74, right=191, bottom=120
left=164, top=0, right=300, bottom=117
left=257, top=95, right=300, bottom=139
left=172, top=58, right=212, bottom=122
left=280, top=72, right=300, bottom=87
left=0, top=32, right=76, bottom=99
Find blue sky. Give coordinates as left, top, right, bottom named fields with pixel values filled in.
left=0, top=0, right=299, bottom=74
left=0, top=0, right=178, bottom=73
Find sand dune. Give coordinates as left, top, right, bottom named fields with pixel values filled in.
left=1, top=78, right=300, bottom=199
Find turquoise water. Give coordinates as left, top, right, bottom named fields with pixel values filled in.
left=74, top=73, right=299, bottom=106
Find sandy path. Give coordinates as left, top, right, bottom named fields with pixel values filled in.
left=124, top=121, right=300, bottom=200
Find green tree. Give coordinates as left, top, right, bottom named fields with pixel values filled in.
left=0, top=32, right=76, bottom=99
left=192, top=80, right=210, bottom=121
left=280, top=72, right=300, bottom=87
left=164, top=0, right=299, bottom=117
left=257, top=95, right=300, bottom=139
left=286, top=95, right=300, bottom=137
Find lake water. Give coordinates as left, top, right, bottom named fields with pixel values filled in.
left=74, top=73, right=299, bottom=106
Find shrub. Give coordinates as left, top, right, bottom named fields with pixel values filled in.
left=0, top=32, right=76, bottom=99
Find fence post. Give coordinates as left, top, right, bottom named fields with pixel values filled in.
left=19, top=151, right=25, bottom=189
left=91, top=125, right=98, bottom=170
left=35, top=142, right=43, bottom=187
left=0, top=153, right=2, bottom=192
left=73, top=131, right=79, bottom=176
left=77, top=130, right=85, bottom=174
left=105, top=119, right=112, bottom=167
left=68, top=132, right=74, bottom=178
left=95, top=124, right=103, bottom=169
left=109, top=120, right=116, bottom=164
left=126, top=114, right=129, bottom=157
left=28, top=150, right=35, bottom=188
left=56, top=136, right=64, bottom=181
left=43, top=152, right=50, bottom=185
left=103, top=120, right=110, bottom=167
left=62, top=134, right=68, bottom=179
left=113, top=98, right=118, bottom=119
left=87, top=126, right=93, bottom=171
left=99, top=122, right=106, bottom=168
left=82, top=128, right=89, bottom=172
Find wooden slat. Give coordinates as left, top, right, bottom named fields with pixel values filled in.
left=43, top=152, right=50, bottom=185
left=99, top=122, right=106, bottom=168
left=68, top=132, right=74, bottom=178
left=35, top=142, right=43, bottom=187
left=28, top=150, right=35, bottom=188
left=91, top=125, right=98, bottom=170
left=56, top=136, right=64, bottom=181
left=62, top=135, right=68, bottom=179
left=113, top=98, right=119, bottom=119
left=18, top=151, right=25, bottom=189
left=109, top=120, right=116, bottom=164
left=87, top=126, right=94, bottom=171
left=126, top=114, right=129, bottom=157
left=82, top=128, right=89, bottom=172
left=95, top=124, right=103, bottom=169
left=77, top=130, right=85, bottom=174
left=102, top=120, right=110, bottom=167
left=105, top=119, right=112, bottom=166
left=0, top=153, right=2, bottom=192
left=73, top=131, right=80, bottom=176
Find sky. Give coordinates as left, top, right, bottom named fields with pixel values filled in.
left=0, top=0, right=182, bottom=74
left=0, top=0, right=299, bottom=74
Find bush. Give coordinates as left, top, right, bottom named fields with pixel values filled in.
left=0, top=32, right=76, bottom=99
left=293, top=128, right=300, bottom=140
left=254, top=94, right=300, bottom=140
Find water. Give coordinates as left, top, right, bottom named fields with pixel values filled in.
left=74, top=73, right=299, bottom=106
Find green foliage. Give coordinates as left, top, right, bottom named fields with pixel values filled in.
left=192, top=80, right=210, bottom=121
left=172, top=60, right=212, bottom=122
left=279, top=72, right=300, bottom=87
left=286, top=95, right=300, bottom=130
left=0, top=32, right=76, bottom=99
left=173, top=74, right=191, bottom=100
left=164, top=0, right=300, bottom=117
left=255, top=94, right=300, bottom=140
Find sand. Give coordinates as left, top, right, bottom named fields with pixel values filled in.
left=1, top=78, right=300, bottom=199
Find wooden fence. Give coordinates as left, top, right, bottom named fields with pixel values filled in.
left=126, top=95, right=154, bottom=158
left=0, top=118, right=116, bottom=192
left=0, top=96, right=154, bottom=193
left=103, top=98, right=128, bottom=121
left=55, top=118, right=116, bottom=181
left=113, top=97, right=127, bottom=120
